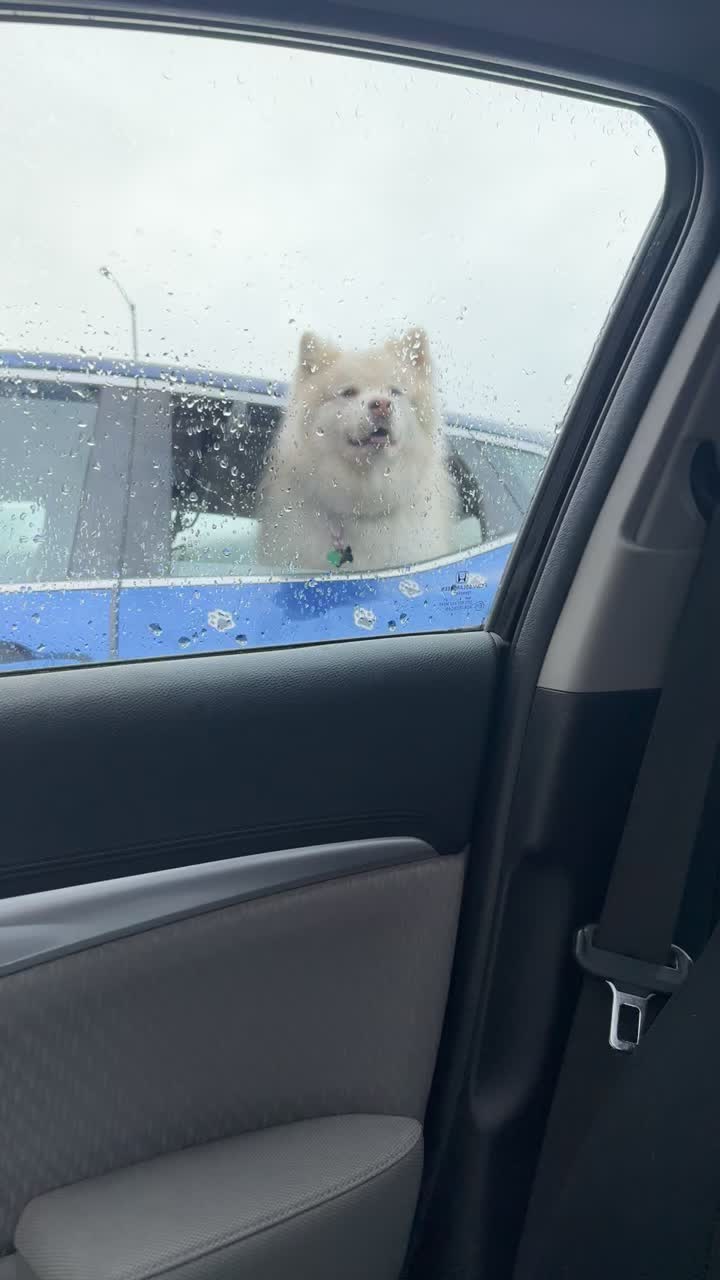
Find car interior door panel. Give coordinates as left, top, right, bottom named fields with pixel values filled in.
left=0, top=838, right=438, bottom=976
left=0, top=631, right=495, bottom=895
left=0, top=631, right=486, bottom=1277
left=13, top=1116, right=424, bottom=1280
left=0, top=853, right=461, bottom=1276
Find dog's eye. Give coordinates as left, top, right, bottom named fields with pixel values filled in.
left=339, top=387, right=358, bottom=398
left=390, top=387, right=403, bottom=397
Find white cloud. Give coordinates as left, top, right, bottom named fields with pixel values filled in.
left=0, top=23, right=665, bottom=427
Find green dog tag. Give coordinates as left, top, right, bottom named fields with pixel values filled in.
left=327, top=545, right=353, bottom=569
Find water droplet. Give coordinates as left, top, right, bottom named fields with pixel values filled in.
left=178, top=636, right=191, bottom=649
left=388, top=619, right=397, bottom=631
left=399, top=613, right=409, bottom=625
left=30, top=612, right=40, bottom=624
left=235, top=633, right=248, bottom=646
left=353, top=607, right=376, bottom=632
left=148, top=622, right=162, bottom=636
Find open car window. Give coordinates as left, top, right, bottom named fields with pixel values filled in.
left=166, top=393, right=538, bottom=579
left=169, top=390, right=283, bottom=577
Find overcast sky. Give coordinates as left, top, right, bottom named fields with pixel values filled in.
left=0, top=24, right=664, bottom=429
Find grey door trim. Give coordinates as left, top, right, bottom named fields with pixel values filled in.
left=121, top=387, right=173, bottom=578
left=0, top=837, right=436, bottom=976
left=70, top=383, right=136, bottom=582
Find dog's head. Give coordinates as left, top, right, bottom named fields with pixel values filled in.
left=289, top=328, right=438, bottom=471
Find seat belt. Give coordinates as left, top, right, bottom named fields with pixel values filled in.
left=521, top=904, right=720, bottom=1280
left=515, top=449, right=720, bottom=1278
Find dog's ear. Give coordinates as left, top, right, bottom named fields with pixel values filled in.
left=297, top=332, right=339, bottom=379
left=388, top=328, right=432, bottom=377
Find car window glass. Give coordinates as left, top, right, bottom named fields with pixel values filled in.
left=0, top=379, right=100, bottom=585
left=0, top=22, right=666, bottom=667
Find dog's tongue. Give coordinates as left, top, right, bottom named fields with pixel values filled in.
left=349, top=425, right=391, bottom=448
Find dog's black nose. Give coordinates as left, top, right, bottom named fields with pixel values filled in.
left=369, top=397, right=391, bottom=418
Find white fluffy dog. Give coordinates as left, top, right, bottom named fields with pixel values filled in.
left=258, top=328, right=455, bottom=573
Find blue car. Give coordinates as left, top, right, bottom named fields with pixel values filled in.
left=0, top=352, right=552, bottom=671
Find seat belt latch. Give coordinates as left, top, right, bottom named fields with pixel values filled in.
left=575, top=925, right=692, bottom=1052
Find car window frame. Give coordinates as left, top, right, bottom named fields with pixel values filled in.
left=0, top=366, right=122, bottom=586
left=157, top=386, right=545, bottom=585
left=71, top=377, right=137, bottom=581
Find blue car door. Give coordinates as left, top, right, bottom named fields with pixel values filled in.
left=113, top=382, right=522, bottom=657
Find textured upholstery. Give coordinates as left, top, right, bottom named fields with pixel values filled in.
left=0, top=854, right=463, bottom=1252
left=15, top=1116, right=422, bottom=1280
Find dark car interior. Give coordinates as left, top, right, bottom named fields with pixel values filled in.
left=2, top=1, right=720, bottom=1279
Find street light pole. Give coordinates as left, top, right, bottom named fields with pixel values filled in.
left=99, top=265, right=139, bottom=365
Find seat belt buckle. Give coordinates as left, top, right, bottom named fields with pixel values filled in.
left=575, top=925, right=692, bottom=1052
left=605, top=986, right=653, bottom=1052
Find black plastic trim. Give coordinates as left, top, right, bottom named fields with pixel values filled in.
left=408, top=687, right=659, bottom=1280
left=0, top=630, right=496, bottom=897
left=0, top=837, right=436, bottom=975
left=575, top=924, right=691, bottom=995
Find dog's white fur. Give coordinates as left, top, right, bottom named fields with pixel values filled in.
left=258, top=329, right=455, bottom=572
